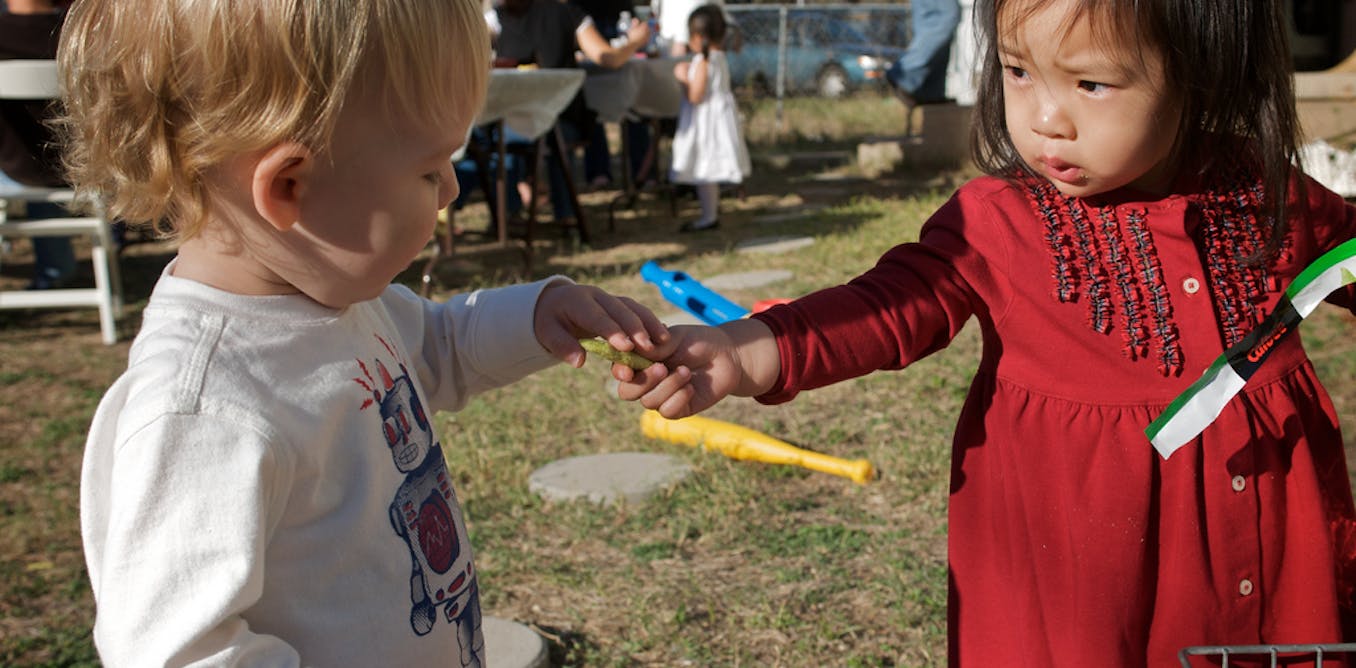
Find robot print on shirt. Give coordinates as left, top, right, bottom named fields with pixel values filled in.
left=355, top=335, right=483, bottom=665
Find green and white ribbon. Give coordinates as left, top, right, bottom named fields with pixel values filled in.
left=1146, top=237, right=1356, bottom=459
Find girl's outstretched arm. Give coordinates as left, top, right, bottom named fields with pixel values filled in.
left=615, top=319, right=780, bottom=418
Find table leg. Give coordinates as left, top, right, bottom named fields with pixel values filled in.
left=550, top=125, right=590, bottom=246
left=608, top=119, right=635, bottom=232
left=495, top=120, right=508, bottom=246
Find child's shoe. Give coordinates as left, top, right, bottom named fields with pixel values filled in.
left=678, top=218, right=719, bottom=233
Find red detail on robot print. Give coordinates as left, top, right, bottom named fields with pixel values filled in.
left=416, top=493, right=459, bottom=574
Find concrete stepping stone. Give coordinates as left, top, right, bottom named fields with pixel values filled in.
left=735, top=235, right=816, bottom=255
left=703, top=269, right=793, bottom=291
left=483, top=616, right=548, bottom=668
left=529, top=453, right=692, bottom=505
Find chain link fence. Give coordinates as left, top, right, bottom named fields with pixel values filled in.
left=721, top=4, right=911, bottom=100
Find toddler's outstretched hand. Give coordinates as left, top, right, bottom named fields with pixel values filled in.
left=615, top=320, right=772, bottom=419
left=534, top=283, right=668, bottom=369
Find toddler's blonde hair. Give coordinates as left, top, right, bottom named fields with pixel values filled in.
left=56, top=0, right=490, bottom=240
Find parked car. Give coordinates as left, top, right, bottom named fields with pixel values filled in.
left=725, top=11, right=907, bottom=98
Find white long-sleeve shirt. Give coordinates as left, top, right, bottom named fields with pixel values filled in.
left=82, top=263, right=562, bottom=666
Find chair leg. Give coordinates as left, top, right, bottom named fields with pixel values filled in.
left=521, top=139, right=543, bottom=276
left=550, top=126, right=590, bottom=246
left=90, top=242, right=117, bottom=344
left=421, top=209, right=454, bottom=298
left=495, top=121, right=509, bottom=246
left=99, top=220, right=124, bottom=312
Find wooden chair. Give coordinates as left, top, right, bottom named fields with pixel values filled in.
left=506, top=123, right=593, bottom=273
left=0, top=60, right=122, bottom=344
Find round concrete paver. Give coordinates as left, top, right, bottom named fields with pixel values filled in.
left=483, top=616, right=548, bottom=668
left=735, top=235, right=816, bottom=255
left=703, top=269, right=794, bottom=292
left=529, top=452, right=692, bottom=505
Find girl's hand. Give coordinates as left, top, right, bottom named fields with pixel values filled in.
left=673, top=61, right=689, bottom=84
left=533, top=283, right=668, bottom=368
left=615, top=320, right=777, bottom=419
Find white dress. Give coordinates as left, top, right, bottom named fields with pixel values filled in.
left=670, top=50, right=752, bottom=185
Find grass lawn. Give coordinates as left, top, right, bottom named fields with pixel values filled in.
left=2, top=92, right=1354, bottom=666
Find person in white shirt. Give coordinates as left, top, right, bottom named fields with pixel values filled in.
left=60, top=1, right=668, bottom=665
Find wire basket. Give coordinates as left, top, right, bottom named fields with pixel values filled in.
left=1179, top=643, right=1356, bottom=667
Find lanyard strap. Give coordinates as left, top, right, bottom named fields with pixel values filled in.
left=1146, top=237, right=1356, bottom=458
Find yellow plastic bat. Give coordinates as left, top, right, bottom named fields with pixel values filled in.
left=640, top=410, right=877, bottom=484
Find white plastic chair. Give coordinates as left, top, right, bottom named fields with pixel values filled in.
left=0, top=59, right=121, bottom=344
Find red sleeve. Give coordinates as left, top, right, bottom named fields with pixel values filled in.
left=751, top=185, right=1010, bottom=404
left=1293, top=173, right=1356, bottom=314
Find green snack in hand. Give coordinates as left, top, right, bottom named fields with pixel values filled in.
left=578, top=337, right=654, bottom=370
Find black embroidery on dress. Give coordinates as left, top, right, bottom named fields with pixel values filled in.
left=1069, top=202, right=1112, bottom=334
left=1194, top=172, right=1273, bottom=348
left=1035, top=186, right=1077, bottom=301
left=1125, top=209, right=1182, bottom=375
left=1098, top=207, right=1148, bottom=359
left=1026, top=172, right=1274, bottom=377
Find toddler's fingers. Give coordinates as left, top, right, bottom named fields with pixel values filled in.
left=595, top=296, right=667, bottom=350
left=636, top=366, right=693, bottom=411
left=616, top=362, right=676, bottom=401
left=653, top=384, right=698, bottom=420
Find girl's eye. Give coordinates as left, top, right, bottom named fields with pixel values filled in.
left=424, top=171, right=442, bottom=185
left=1004, top=65, right=1028, bottom=80
left=1078, top=80, right=1110, bottom=93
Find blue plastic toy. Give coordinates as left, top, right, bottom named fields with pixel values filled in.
left=640, top=261, right=750, bottom=325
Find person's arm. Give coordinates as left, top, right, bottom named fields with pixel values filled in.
left=576, top=15, right=650, bottom=68
left=85, top=413, right=300, bottom=667
left=387, top=278, right=668, bottom=413
left=685, top=52, right=710, bottom=105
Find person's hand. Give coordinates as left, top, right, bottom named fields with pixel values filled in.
left=534, top=282, right=668, bottom=368
left=625, top=16, right=651, bottom=46
left=614, top=324, right=746, bottom=418
left=673, top=60, right=689, bottom=84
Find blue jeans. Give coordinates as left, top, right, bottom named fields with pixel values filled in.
left=452, top=126, right=524, bottom=216
left=505, top=121, right=586, bottom=221
left=0, top=169, right=76, bottom=287
left=887, top=0, right=961, bottom=103
left=584, top=119, right=652, bottom=184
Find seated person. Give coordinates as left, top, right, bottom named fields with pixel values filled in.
left=450, top=126, right=525, bottom=231
left=0, top=0, right=75, bottom=290
left=490, top=0, right=649, bottom=226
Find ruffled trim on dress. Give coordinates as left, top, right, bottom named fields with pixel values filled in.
left=1023, top=168, right=1283, bottom=377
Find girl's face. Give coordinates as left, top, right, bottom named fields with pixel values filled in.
left=687, top=30, right=706, bottom=54
left=998, top=0, right=1182, bottom=197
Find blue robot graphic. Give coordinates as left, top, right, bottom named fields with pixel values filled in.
left=359, top=353, right=483, bottom=665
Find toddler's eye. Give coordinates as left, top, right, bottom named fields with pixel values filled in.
left=1078, top=80, right=1110, bottom=93
left=424, top=171, right=442, bottom=185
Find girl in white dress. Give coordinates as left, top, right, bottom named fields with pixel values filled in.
left=670, top=4, right=751, bottom=232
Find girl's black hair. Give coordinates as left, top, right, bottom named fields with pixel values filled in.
left=970, top=0, right=1301, bottom=256
left=687, top=4, right=727, bottom=47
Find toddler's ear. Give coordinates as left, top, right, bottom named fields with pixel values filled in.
left=251, top=142, right=313, bottom=231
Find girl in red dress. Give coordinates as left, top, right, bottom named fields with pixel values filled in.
left=619, top=0, right=1356, bottom=664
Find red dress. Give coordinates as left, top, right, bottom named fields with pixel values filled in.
left=751, top=172, right=1356, bottom=666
